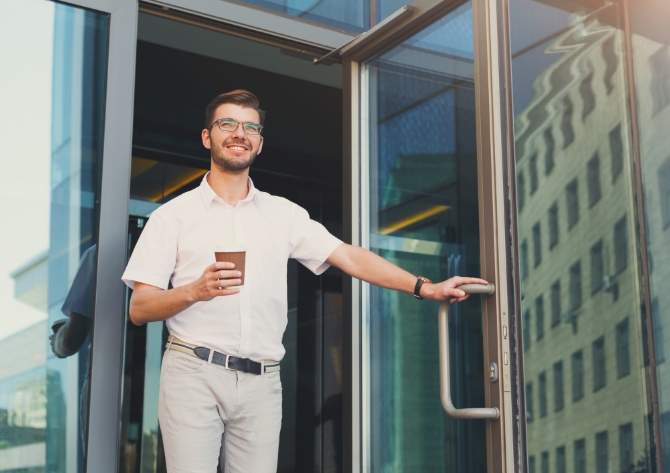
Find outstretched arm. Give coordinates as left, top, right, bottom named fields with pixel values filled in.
left=326, top=244, right=488, bottom=303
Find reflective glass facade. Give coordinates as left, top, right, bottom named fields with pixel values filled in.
left=238, top=0, right=369, bottom=31
left=0, top=2, right=108, bottom=472
left=630, top=0, right=670, bottom=467
left=510, top=0, right=670, bottom=471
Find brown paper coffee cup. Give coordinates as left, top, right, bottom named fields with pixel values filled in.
left=214, top=250, right=246, bottom=285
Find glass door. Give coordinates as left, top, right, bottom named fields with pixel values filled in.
left=364, top=5, right=485, bottom=471
left=0, top=1, right=136, bottom=473
left=345, top=1, right=513, bottom=472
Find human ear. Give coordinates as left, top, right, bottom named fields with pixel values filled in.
left=201, top=128, right=212, bottom=150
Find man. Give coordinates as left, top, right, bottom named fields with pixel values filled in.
left=122, top=89, right=488, bottom=473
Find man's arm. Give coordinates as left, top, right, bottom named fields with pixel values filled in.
left=129, top=262, right=242, bottom=325
left=326, top=244, right=489, bottom=303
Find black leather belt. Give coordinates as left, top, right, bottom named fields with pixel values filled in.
left=166, top=336, right=280, bottom=375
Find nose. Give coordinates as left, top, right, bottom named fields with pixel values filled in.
left=231, top=122, right=246, bottom=138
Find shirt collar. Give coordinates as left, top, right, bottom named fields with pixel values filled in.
left=199, top=171, right=257, bottom=208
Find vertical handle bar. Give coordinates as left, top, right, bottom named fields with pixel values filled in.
left=439, top=283, right=499, bottom=419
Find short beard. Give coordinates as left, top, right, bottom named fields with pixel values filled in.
left=211, top=148, right=258, bottom=173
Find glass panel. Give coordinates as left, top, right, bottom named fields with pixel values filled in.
left=629, top=0, right=670, bottom=468
left=376, top=0, right=403, bottom=22
left=0, top=2, right=109, bottom=473
left=237, top=0, right=368, bottom=31
left=376, top=0, right=469, bottom=35
left=364, top=3, right=483, bottom=472
left=509, top=0, right=656, bottom=470
left=556, top=446, right=566, bottom=473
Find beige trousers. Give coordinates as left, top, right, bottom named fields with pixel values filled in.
left=158, top=349, right=283, bottom=473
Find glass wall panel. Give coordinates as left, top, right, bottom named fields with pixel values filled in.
left=237, top=0, right=368, bottom=31
left=364, top=3, right=484, bottom=472
left=376, top=0, right=453, bottom=24
left=0, top=2, right=108, bottom=472
left=629, top=0, right=670, bottom=469
left=509, top=0, right=655, bottom=471
left=376, top=0, right=405, bottom=22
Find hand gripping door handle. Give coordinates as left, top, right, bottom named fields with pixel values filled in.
left=439, top=283, right=500, bottom=419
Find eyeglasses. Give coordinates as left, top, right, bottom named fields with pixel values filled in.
left=210, top=117, right=263, bottom=135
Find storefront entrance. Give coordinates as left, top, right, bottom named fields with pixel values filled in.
left=119, top=17, right=344, bottom=471
left=0, top=1, right=515, bottom=473
left=4, top=1, right=669, bottom=473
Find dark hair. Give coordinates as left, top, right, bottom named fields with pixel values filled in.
left=204, top=89, right=266, bottom=128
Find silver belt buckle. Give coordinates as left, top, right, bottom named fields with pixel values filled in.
left=224, top=354, right=231, bottom=370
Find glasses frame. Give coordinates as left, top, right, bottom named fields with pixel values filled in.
left=210, top=117, right=264, bottom=135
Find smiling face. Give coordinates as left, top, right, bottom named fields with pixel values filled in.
left=201, top=102, right=264, bottom=173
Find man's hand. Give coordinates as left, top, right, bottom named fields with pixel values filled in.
left=129, top=262, right=242, bottom=325
left=188, top=262, right=242, bottom=302
left=420, top=276, right=490, bottom=304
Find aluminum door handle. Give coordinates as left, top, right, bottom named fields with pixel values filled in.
left=457, top=283, right=495, bottom=295
left=439, top=283, right=500, bottom=419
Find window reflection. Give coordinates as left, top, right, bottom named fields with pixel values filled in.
left=649, top=46, right=670, bottom=117
left=366, top=3, right=485, bottom=472
left=0, top=2, right=108, bottom=473
left=595, top=430, right=608, bottom=473
left=510, top=0, right=655, bottom=470
left=556, top=445, right=566, bottom=473
left=236, top=0, right=368, bottom=31
left=630, top=0, right=670, bottom=465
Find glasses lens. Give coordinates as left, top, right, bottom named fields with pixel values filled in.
left=243, top=122, right=262, bottom=135
left=218, top=119, right=238, bottom=132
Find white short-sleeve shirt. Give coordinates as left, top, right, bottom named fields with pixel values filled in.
left=122, top=173, right=343, bottom=361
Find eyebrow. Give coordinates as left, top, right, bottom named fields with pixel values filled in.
left=219, top=117, right=260, bottom=123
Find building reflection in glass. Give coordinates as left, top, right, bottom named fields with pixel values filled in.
left=366, top=3, right=487, bottom=472
left=629, top=0, right=670, bottom=468
left=510, top=0, right=668, bottom=470
left=0, top=1, right=108, bottom=472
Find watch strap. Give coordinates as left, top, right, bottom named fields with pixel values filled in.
left=413, top=276, right=430, bottom=300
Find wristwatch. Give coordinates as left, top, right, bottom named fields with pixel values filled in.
left=413, top=276, right=431, bottom=300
